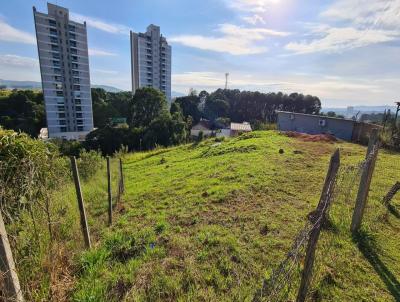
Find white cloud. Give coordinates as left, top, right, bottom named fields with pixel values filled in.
left=170, top=23, right=289, bottom=55
left=285, top=25, right=398, bottom=54
left=285, top=0, right=400, bottom=55
left=0, top=54, right=40, bottom=81
left=0, top=19, right=35, bottom=44
left=0, top=54, right=38, bottom=67
left=321, top=0, right=400, bottom=29
left=70, top=13, right=129, bottom=34
left=241, top=14, right=266, bottom=25
left=226, top=0, right=282, bottom=13
left=92, top=68, right=119, bottom=75
left=88, top=48, right=117, bottom=56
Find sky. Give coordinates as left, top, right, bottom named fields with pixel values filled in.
left=0, top=0, right=399, bottom=107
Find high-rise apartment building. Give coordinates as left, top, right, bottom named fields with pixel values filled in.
left=130, top=25, right=171, bottom=101
left=33, top=3, right=93, bottom=140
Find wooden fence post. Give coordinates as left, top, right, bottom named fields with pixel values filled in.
left=107, top=157, right=112, bottom=226
left=0, top=211, right=24, bottom=301
left=351, top=129, right=379, bottom=233
left=119, top=158, right=125, bottom=194
left=296, top=149, right=340, bottom=302
left=70, top=157, right=91, bottom=249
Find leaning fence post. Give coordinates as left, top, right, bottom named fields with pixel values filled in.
left=296, top=149, right=340, bottom=302
left=351, top=129, right=379, bottom=233
left=107, top=157, right=112, bottom=226
left=70, top=156, right=91, bottom=249
left=0, top=211, right=24, bottom=301
left=119, top=158, right=125, bottom=194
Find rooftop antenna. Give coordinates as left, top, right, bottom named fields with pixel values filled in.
left=225, top=73, right=229, bottom=90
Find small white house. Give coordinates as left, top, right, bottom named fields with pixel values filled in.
left=216, top=122, right=252, bottom=137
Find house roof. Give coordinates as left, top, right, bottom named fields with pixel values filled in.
left=230, top=122, right=252, bottom=131
left=276, top=111, right=355, bottom=123
left=192, top=120, right=212, bottom=130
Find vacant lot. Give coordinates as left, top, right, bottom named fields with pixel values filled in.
left=65, top=131, right=399, bottom=301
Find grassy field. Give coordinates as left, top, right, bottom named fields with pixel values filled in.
left=67, top=131, right=399, bottom=301
left=10, top=130, right=400, bottom=301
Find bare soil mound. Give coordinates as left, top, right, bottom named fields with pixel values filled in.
left=283, top=131, right=338, bottom=143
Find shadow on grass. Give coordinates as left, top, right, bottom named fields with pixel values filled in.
left=353, top=230, right=400, bottom=302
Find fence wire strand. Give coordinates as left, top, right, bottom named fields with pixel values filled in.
left=254, top=147, right=380, bottom=302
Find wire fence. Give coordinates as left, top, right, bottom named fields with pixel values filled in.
left=253, top=144, right=381, bottom=302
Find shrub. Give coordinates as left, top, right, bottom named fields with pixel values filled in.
left=77, top=150, right=102, bottom=180
left=0, top=128, right=67, bottom=219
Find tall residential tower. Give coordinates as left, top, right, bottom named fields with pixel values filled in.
left=130, top=25, right=171, bottom=101
left=33, top=3, right=93, bottom=140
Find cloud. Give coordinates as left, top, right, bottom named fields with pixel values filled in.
left=285, top=25, right=398, bottom=54
left=225, top=0, right=282, bottom=13
left=0, top=54, right=40, bottom=81
left=0, top=54, right=38, bottom=67
left=0, top=19, right=35, bottom=44
left=70, top=13, right=129, bottom=34
left=170, top=23, right=289, bottom=55
left=321, top=0, right=400, bottom=29
left=92, top=68, right=119, bottom=75
left=88, top=48, right=117, bottom=56
left=241, top=14, right=266, bottom=25
left=285, top=0, right=400, bottom=55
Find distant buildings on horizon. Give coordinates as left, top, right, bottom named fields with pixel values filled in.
left=33, top=3, right=172, bottom=139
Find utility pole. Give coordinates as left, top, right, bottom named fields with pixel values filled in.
left=225, top=73, right=229, bottom=90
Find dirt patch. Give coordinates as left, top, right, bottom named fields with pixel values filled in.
left=284, top=131, right=338, bottom=143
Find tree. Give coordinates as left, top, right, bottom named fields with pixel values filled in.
left=130, top=87, right=167, bottom=128
left=173, top=95, right=202, bottom=123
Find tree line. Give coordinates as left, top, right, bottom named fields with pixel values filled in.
left=0, top=87, right=323, bottom=154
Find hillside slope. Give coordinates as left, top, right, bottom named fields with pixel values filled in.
left=74, top=131, right=400, bottom=301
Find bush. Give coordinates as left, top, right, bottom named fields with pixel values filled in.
left=77, top=150, right=102, bottom=180
left=0, top=128, right=67, bottom=218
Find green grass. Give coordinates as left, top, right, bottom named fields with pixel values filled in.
left=10, top=131, right=400, bottom=301
left=69, top=131, right=400, bottom=301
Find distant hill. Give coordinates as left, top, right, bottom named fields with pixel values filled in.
left=0, top=79, right=42, bottom=89
left=322, top=105, right=397, bottom=115
left=0, top=79, right=124, bottom=93
left=172, top=90, right=185, bottom=98
left=92, top=85, right=123, bottom=93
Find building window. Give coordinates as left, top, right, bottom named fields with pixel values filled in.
left=50, top=36, right=58, bottom=44
left=74, top=85, right=80, bottom=91
left=69, top=24, right=75, bottom=32
left=76, top=113, right=82, bottom=118
left=49, top=28, right=58, bottom=35
left=70, top=40, right=77, bottom=47
left=76, top=106, right=82, bottom=111
left=51, top=45, right=59, bottom=51
left=55, top=83, right=62, bottom=89
left=72, top=70, right=79, bottom=76
left=58, top=113, right=65, bottom=118
left=48, top=19, right=56, bottom=26
left=56, top=91, right=63, bottom=97
left=70, top=48, right=77, bottom=54
left=76, top=119, right=83, bottom=125
left=75, top=99, right=81, bottom=104
left=53, top=68, right=61, bottom=74
left=57, top=106, right=65, bottom=111
left=59, top=120, right=66, bottom=125
left=77, top=126, right=84, bottom=131
left=60, top=127, right=67, bottom=132
left=71, top=63, right=79, bottom=69
left=69, top=33, right=76, bottom=40
left=71, top=55, right=78, bottom=62
left=53, top=60, right=60, bottom=67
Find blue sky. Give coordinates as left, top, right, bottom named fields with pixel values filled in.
left=0, top=0, right=399, bottom=107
